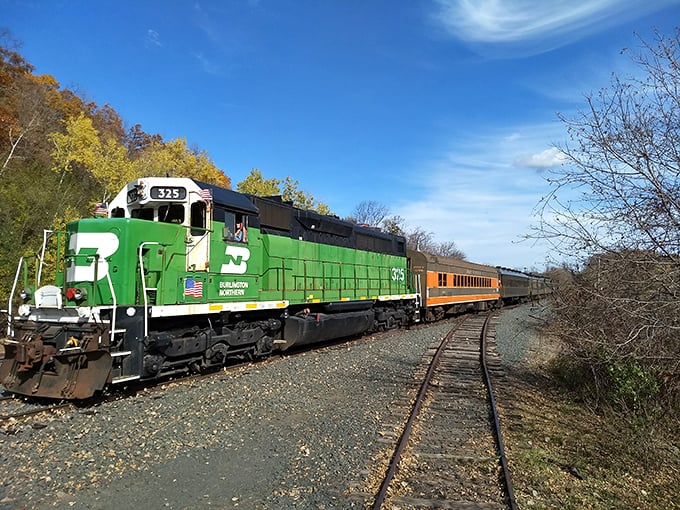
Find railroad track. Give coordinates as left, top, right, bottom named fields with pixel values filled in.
left=0, top=317, right=467, bottom=437
left=0, top=324, right=402, bottom=424
left=370, top=312, right=517, bottom=510
left=0, top=397, right=73, bottom=426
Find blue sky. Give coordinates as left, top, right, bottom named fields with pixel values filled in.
left=3, top=0, right=679, bottom=270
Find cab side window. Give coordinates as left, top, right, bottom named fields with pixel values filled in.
left=234, top=215, right=247, bottom=243
left=222, top=211, right=236, bottom=240
left=190, top=201, right=206, bottom=235
left=216, top=208, right=247, bottom=243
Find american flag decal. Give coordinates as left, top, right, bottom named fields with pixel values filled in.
left=200, top=188, right=212, bottom=201
left=183, top=278, right=203, bottom=298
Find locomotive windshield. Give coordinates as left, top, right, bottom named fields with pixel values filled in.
left=106, top=177, right=257, bottom=241
left=125, top=204, right=186, bottom=224
left=159, top=204, right=185, bottom=224
left=108, top=179, right=208, bottom=231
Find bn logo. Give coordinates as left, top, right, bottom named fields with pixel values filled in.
left=221, top=246, right=250, bottom=274
left=66, top=232, right=119, bottom=282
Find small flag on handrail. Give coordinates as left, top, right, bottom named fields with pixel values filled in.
left=94, top=202, right=108, bottom=216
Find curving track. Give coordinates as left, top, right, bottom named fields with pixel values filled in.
left=371, top=313, right=517, bottom=510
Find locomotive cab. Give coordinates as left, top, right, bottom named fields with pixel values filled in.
left=109, top=177, right=213, bottom=272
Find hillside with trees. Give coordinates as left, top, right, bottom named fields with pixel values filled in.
left=0, top=34, right=410, bottom=308
left=0, top=33, right=234, bottom=304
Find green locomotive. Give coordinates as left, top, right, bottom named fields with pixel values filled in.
left=1, top=177, right=419, bottom=399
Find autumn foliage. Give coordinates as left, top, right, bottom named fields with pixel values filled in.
left=0, top=33, right=230, bottom=302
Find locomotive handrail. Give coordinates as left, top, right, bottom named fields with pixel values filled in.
left=36, top=229, right=54, bottom=287
left=7, top=256, right=25, bottom=337
left=139, top=241, right=161, bottom=339
left=184, top=227, right=210, bottom=255
left=104, top=270, right=117, bottom=346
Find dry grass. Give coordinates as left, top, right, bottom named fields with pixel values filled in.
left=497, top=334, right=680, bottom=509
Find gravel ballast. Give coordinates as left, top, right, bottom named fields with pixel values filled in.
left=0, top=306, right=545, bottom=510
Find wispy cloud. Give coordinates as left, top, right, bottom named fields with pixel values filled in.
left=193, top=52, right=221, bottom=75
left=393, top=122, right=568, bottom=269
left=190, top=3, right=251, bottom=74
left=193, top=3, right=225, bottom=50
left=145, top=29, right=162, bottom=48
left=431, top=0, right=677, bottom=55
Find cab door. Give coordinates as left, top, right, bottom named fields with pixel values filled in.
left=186, top=200, right=210, bottom=271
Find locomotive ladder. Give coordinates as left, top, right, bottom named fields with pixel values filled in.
left=108, top=241, right=164, bottom=385
left=102, top=258, right=141, bottom=385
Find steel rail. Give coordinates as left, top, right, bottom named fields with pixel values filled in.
left=481, top=314, right=518, bottom=510
left=0, top=402, right=72, bottom=423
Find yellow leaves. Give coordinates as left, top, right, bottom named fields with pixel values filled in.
left=49, top=113, right=102, bottom=174
left=237, top=168, right=281, bottom=196
left=48, top=113, right=236, bottom=213
left=96, top=138, right=137, bottom=195
left=49, top=113, right=139, bottom=197
left=134, top=138, right=230, bottom=188
left=30, top=73, right=60, bottom=90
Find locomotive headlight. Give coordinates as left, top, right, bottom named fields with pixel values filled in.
left=19, top=288, right=31, bottom=301
left=66, top=287, right=87, bottom=301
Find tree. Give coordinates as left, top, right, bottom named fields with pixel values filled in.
left=237, top=168, right=332, bottom=214
left=406, top=226, right=435, bottom=252
left=404, top=226, right=465, bottom=258
left=126, top=123, right=162, bottom=158
left=91, top=103, right=126, bottom=146
left=539, top=29, right=680, bottom=261
left=382, top=215, right=406, bottom=236
left=133, top=138, right=231, bottom=188
left=536, top=29, right=680, bottom=414
left=49, top=113, right=137, bottom=198
left=351, top=200, right=390, bottom=227
left=0, top=42, right=61, bottom=175
left=436, top=240, right=466, bottom=259
left=281, top=176, right=332, bottom=215
left=0, top=162, right=64, bottom=292
left=237, top=168, right=281, bottom=196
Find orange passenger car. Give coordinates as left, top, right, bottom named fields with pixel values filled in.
left=408, top=250, right=501, bottom=321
